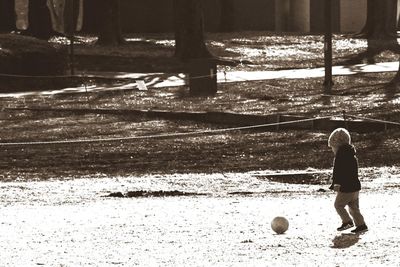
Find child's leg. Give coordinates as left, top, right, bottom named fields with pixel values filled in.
left=334, top=192, right=353, bottom=223
left=348, top=191, right=366, bottom=226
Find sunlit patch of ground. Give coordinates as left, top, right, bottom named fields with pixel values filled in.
left=1, top=169, right=400, bottom=266
left=46, top=32, right=400, bottom=72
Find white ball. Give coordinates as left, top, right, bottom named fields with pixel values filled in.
left=271, top=216, right=289, bottom=234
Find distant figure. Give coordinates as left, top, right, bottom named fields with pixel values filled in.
left=328, top=128, right=368, bottom=233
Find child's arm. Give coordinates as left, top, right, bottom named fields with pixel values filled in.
left=333, top=184, right=341, bottom=192
left=332, top=150, right=347, bottom=187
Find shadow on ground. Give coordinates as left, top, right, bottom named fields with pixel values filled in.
left=331, top=233, right=361, bottom=249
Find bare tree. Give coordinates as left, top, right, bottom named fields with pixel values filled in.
left=364, top=0, right=400, bottom=99
left=27, top=0, right=55, bottom=39
left=0, top=0, right=16, bottom=33
left=219, top=0, right=235, bottom=32
left=81, top=0, right=96, bottom=33
left=360, top=0, right=398, bottom=40
left=173, top=0, right=212, bottom=60
left=345, top=0, right=400, bottom=65
left=63, top=0, right=80, bottom=36
left=96, top=0, right=124, bottom=45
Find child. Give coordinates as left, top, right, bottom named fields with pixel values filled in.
left=328, top=128, right=368, bottom=233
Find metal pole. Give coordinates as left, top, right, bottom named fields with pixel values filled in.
left=323, top=0, right=333, bottom=94
left=69, top=0, right=75, bottom=76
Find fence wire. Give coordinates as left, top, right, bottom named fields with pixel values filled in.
left=0, top=115, right=332, bottom=147
left=0, top=112, right=399, bottom=147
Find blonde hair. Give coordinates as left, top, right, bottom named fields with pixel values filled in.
left=328, top=128, right=351, bottom=148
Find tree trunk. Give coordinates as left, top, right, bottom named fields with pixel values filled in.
left=63, top=0, right=80, bottom=36
left=97, top=0, right=124, bottom=45
left=27, top=0, right=54, bottom=39
left=173, top=0, right=212, bottom=60
left=360, top=0, right=398, bottom=40
left=219, top=0, right=235, bottom=32
left=81, top=0, right=96, bottom=33
left=0, top=0, right=16, bottom=33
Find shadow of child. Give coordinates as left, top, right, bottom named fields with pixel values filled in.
left=331, top=233, right=361, bottom=249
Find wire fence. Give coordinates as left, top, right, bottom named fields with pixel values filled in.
left=346, top=115, right=400, bottom=127
left=1, top=53, right=399, bottom=147
left=0, top=115, right=332, bottom=147
left=0, top=111, right=399, bottom=147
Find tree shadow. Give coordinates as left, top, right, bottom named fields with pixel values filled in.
left=320, top=94, right=332, bottom=106
left=141, top=72, right=188, bottom=89
left=337, top=37, right=400, bottom=101
left=340, top=39, right=400, bottom=66
left=384, top=66, right=400, bottom=100
left=331, top=233, right=361, bottom=249
left=83, top=72, right=187, bottom=101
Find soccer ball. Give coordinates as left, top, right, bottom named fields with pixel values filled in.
left=271, top=216, right=289, bottom=234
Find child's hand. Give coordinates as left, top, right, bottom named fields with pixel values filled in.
left=333, top=184, right=341, bottom=192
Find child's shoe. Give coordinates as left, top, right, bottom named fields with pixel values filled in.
left=351, top=224, right=368, bottom=233
left=337, top=221, right=354, bottom=231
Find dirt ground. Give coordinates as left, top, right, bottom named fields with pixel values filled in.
left=1, top=32, right=400, bottom=266
left=1, top=170, right=400, bottom=266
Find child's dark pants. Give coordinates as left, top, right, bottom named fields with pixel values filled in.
left=334, top=191, right=365, bottom=226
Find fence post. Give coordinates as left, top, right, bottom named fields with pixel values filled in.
left=323, top=0, right=333, bottom=94
left=69, top=0, right=75, bottom=76
left=342, top=110, right=348, bottom=130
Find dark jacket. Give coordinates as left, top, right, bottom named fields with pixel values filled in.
left=329, top=144, right=361, bottom=193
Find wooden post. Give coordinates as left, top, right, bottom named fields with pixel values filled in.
left=69, top=0, right=75, bottom=76
left=324, top=0, right=333, bottom=94
left=342, top=110, right=348, bottom=130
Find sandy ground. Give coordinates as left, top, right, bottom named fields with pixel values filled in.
left=1, top=168, right=400, bottom=266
